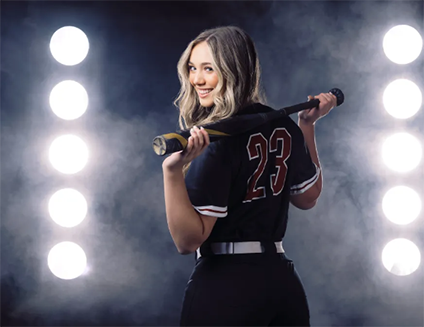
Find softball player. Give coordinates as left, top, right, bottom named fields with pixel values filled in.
left=162, top=26, right=337, bottom=326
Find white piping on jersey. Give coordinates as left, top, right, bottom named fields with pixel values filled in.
left=290, top=164, right=321, bottom=195
left=193, top=205, right=228, bottom=218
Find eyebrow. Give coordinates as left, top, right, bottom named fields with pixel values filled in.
left=188, top=61, right=212, bottom=66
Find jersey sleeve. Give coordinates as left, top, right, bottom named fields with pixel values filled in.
left=185, top=139, right=232, bottom=218
left=290, top=136, right=320, bottom=196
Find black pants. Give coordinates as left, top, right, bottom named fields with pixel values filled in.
left=179, top=252, right=310, bottom=326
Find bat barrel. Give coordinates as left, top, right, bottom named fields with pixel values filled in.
left=152, top=134, right=186, bottom=156
left=152, top=136, right=167, bottom=156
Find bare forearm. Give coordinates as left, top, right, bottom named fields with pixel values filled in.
left=162, top=166, right=203, bottom=253
left=298, top=120, right=323, bottom=195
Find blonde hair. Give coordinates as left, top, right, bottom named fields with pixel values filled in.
left=173, top=26, right=267, bottom=175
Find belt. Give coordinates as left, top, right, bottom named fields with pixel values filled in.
left=196, top=241, right=284, bottom=259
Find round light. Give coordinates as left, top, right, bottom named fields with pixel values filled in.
left=48, top=189, right=88, bottom=228
left=382, top=238, right=421, bottom=276
left=50, top=26, right=89, bottom=66
left=383, top=79, right=422, bottom=119
left=382, top=186, right=421, bottom=225
left=382, top=133, right=422, bottom=173
left=383, top=25, right=423, bottom=64
left=49, top=80, right=88, bottom=120
left=48, top=242, right=87, bottom=280
left=49, top=135, right=89, bottom=174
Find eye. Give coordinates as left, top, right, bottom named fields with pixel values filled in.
left=188, top=65, right=195, bottom=71
left=205, top=67, right=213, bottom=72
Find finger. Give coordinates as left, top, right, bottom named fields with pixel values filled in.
left=194, top=126, right=204, bottom=148
left=201, top=127, right=210, bottom=145
left=324, top=93, right=336, bottom=107
left=321, top=93, right=331, bottom=103
left=185, top=136, right=193, bottom=153
left=325, top=92, right=336, bottom=103
left=326, top=93, right=335, bottom=101
left=193, top=128, right=202, bottom=151
left=190, top=127, right=198, bottom=148
left=323, top=93, right=333, bottom=104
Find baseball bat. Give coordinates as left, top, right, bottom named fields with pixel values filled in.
left=152, top=88, right=344, bottom=156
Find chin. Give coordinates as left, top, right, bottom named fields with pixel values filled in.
left=201, top=102, right=214, bottom=108
left=199, top=99, right=214, bottom=108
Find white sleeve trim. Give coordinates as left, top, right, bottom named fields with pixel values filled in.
left=193, top=205, right=228, bottom=218
left=290, top=164, right=320, bottom=195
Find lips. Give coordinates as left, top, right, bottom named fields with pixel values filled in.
left=198, top=89, right=213, bottom=98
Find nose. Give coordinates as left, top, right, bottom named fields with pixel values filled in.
left=193, top=70, right=205, bottom=85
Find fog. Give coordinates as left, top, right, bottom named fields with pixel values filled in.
left=1, top=1, right=422, bottom=326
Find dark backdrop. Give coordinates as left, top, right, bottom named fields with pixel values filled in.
left=1, top=1, right=423, bottom=326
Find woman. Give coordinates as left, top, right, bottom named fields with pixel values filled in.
left=162, top=26, right=337, bottom=326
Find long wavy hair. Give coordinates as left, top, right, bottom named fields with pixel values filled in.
left=173, top=26, right=267, bottom=175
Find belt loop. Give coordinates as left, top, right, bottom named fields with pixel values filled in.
left=260, top=241, right=277, bottom=255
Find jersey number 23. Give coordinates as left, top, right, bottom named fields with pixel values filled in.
left=243, top=128, right=291, bottom=203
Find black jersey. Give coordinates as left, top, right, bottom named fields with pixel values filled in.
left=185, top=103, right=319, bottom=243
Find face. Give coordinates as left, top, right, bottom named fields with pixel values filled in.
left=188, top=41, right=219, bottom=108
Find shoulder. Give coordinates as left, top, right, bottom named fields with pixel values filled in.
left=206, top=136, right=232, bottom=156
left=188, top=137, right=233, bottom=171
left=236, top=102, right=273, bottom=115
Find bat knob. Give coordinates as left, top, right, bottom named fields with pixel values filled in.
left=329, top=88, right=344, bottom=106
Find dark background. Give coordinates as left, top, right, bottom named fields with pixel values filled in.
left=1, top=1, right=423, bottom=326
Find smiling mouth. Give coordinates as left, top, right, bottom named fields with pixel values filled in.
left=198, top=89, right=213, bottom=96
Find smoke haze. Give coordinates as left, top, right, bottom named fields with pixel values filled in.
left=1, top=1, right=423, bottom=326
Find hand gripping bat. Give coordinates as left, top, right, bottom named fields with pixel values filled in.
left=152, top=88, right=344, bottom=156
